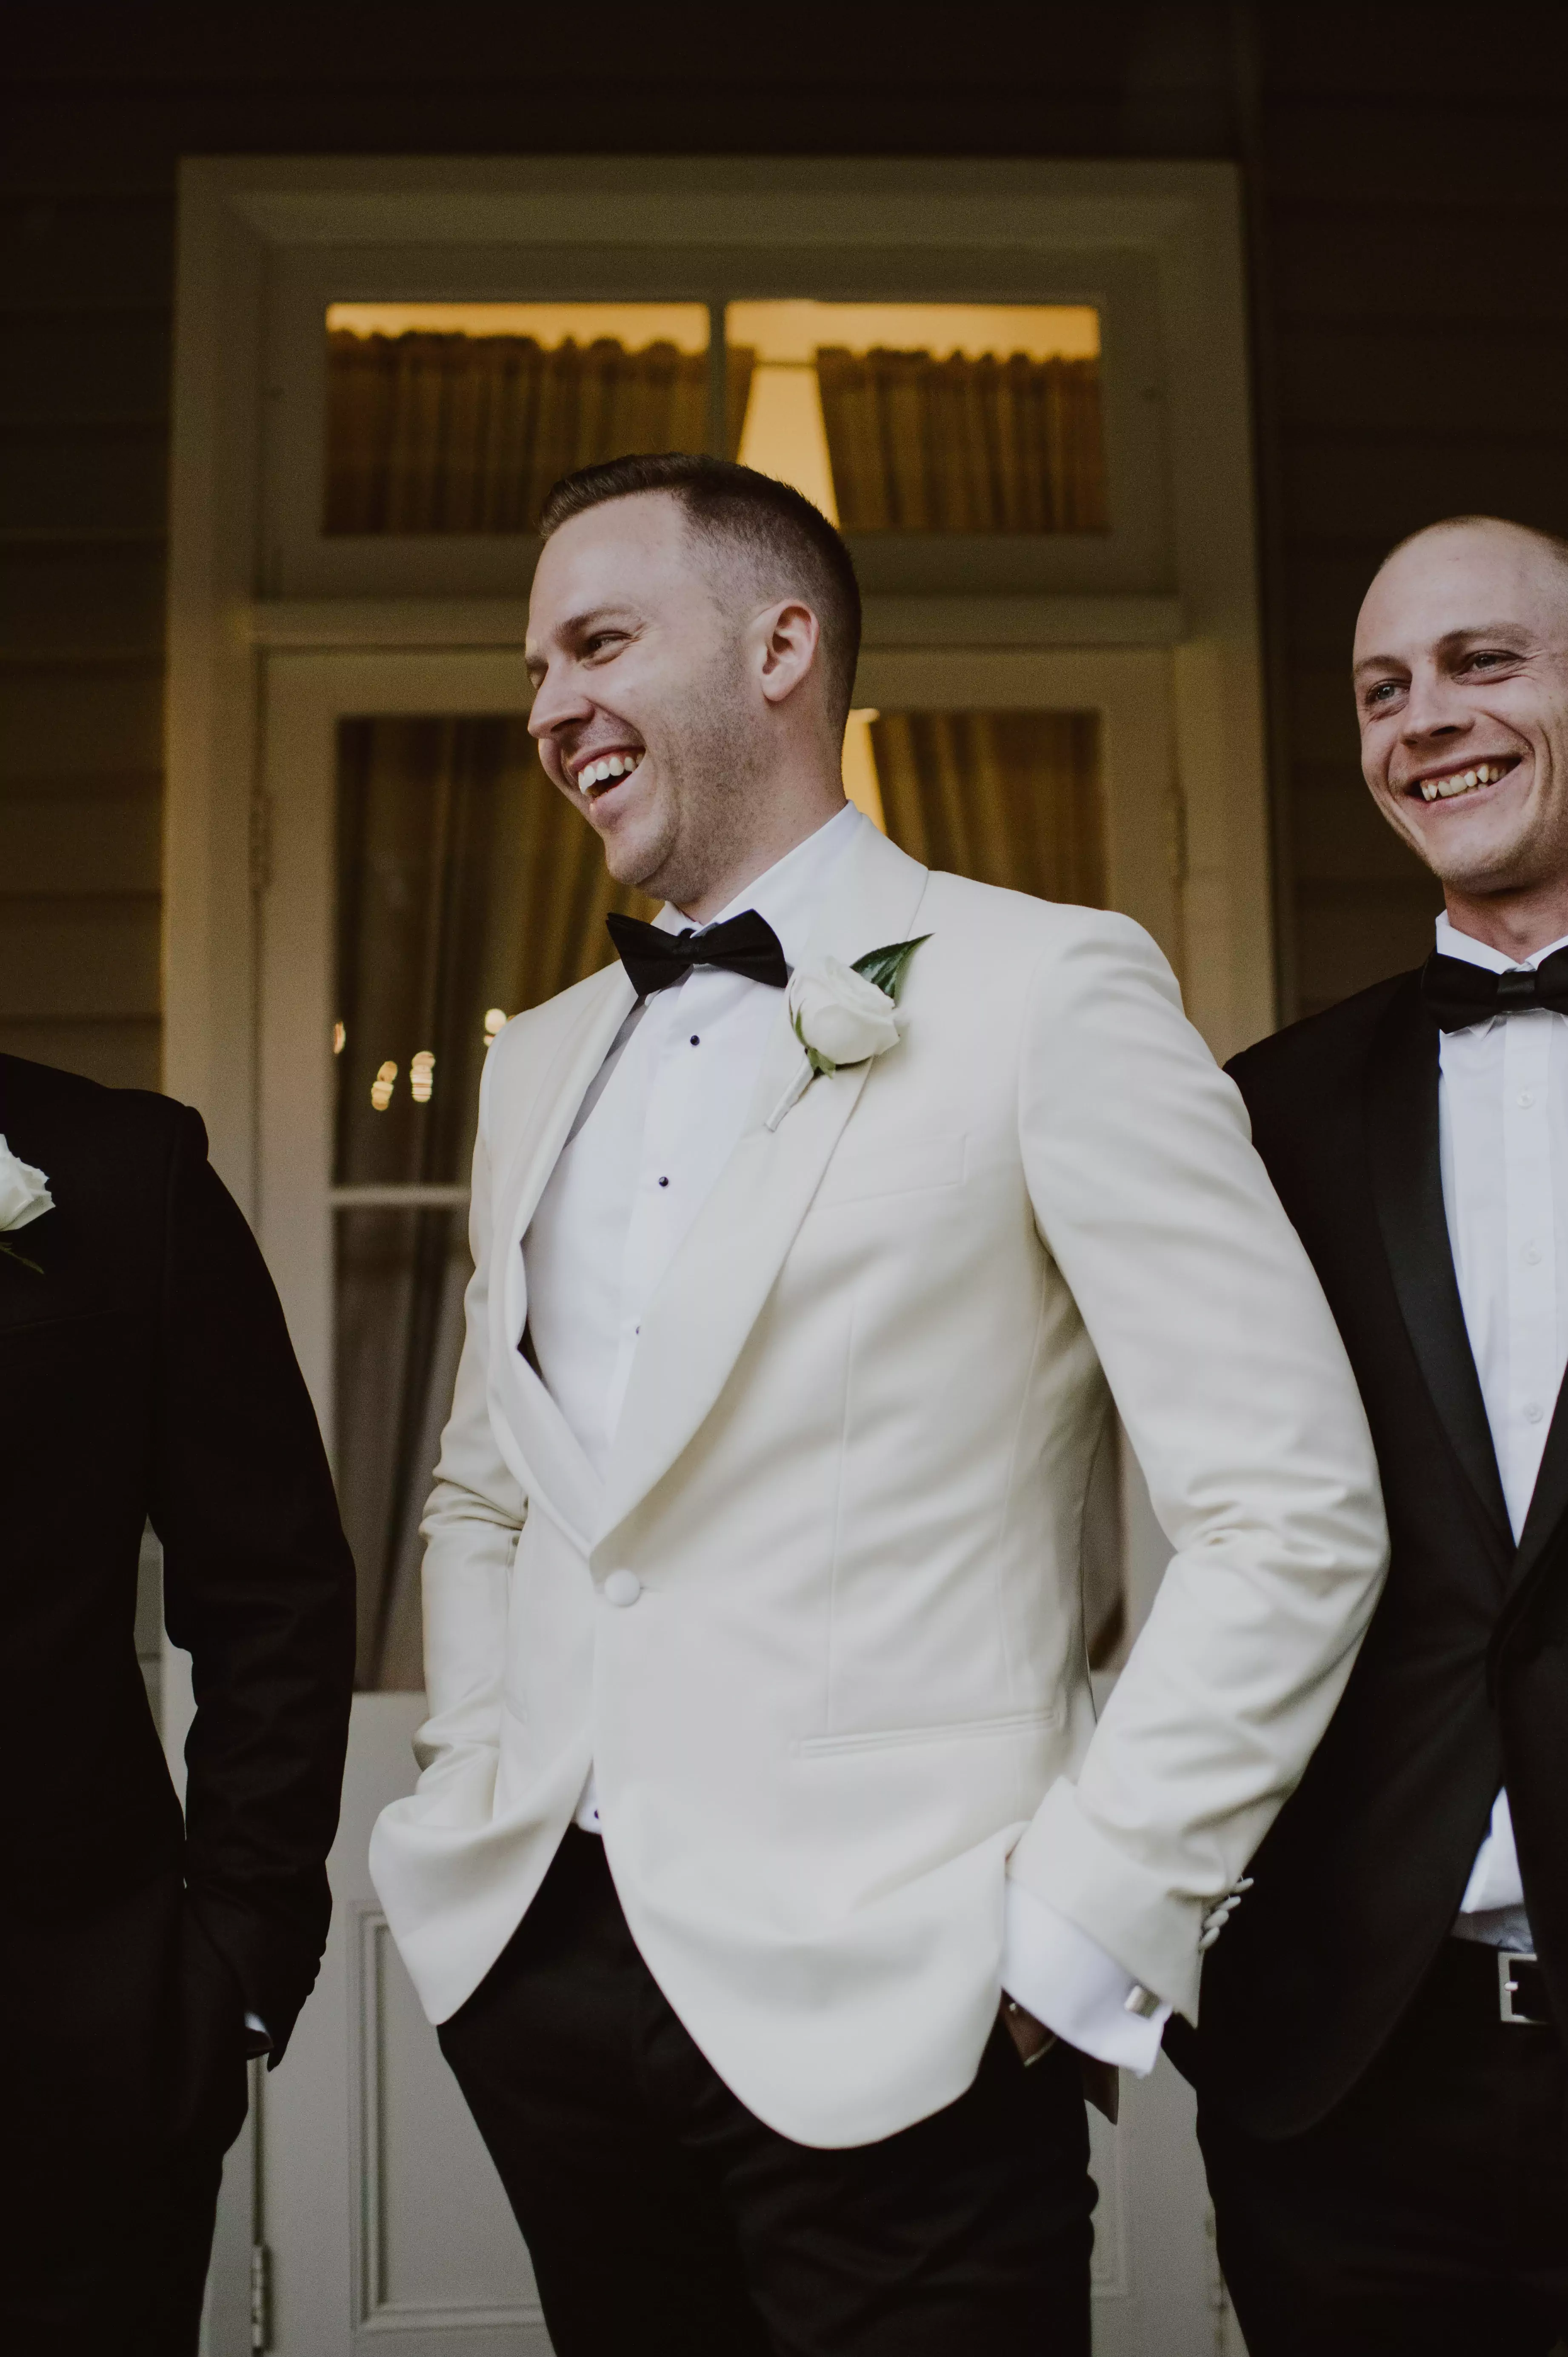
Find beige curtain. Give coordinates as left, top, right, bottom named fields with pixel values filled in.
left=871, top=706, right=1121, bottom=1667
left=324, top=331, right=754, bottom=533
left=334, top=717, right=654, bottom=1688
left=817, top=348, right=1106, bottom=533
left=871, top=710, right=1104, bottom=906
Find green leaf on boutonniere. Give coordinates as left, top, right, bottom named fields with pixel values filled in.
left=851, top=935, right=930, bottom=1001
left=0, top=1236, right=44, bottom=1275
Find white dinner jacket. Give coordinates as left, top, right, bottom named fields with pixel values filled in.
left=370, top=821, right=1386, bottom=2148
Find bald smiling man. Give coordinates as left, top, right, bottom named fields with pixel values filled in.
left=1172, top=518, right=1568, bottom=2354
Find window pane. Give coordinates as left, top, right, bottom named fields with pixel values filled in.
left=869, top=709, right=1104, bottom=907
left=323, top=302, right=748, bottom=535
left=334, top=715, right=654, bottom=1188
left=727, top=303, right=1105, bottom=534
left=336, top=1203, right=469, bottom=1690
left=332, top=714, right=654, bottom=1687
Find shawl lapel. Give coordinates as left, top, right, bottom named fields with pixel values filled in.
left=1504, top=1367, right=1568, bottom=1615
left=486, top=962, right=637, bottom=1553
left=595, top=824, right=931, bottom=1554
left=1365, top=976, right=1512, bottom=1560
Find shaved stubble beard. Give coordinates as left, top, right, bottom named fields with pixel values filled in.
left=601, top=622, right=772, bottom=914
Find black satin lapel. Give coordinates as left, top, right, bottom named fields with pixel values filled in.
left=1367, top=978, right=1512, bottom=1548
left=1509, top=1364, right=1568, bottom=1600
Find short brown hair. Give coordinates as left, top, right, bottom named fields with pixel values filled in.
left=538, top=452, right=863, bottom=729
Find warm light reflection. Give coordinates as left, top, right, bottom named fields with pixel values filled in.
left=735, top=357, right=839, bottom=522
left=410, top=1050, right=435, bottom=1104
left=371, top=1061, right=398, bottom=1112
left=727, top=301, right=1101, bottom=526
left=332, top=1020, right=347, bottom=1056
left=843, top=712, right=885, bottom=833
left=483, top=1008, right=508, bottom=1047
left=725, top=301, right=1100, bottom=365
left=327, top=302, right=711, bottom=354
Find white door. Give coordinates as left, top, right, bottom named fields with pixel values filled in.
left=245, top=644, right=1232, bottom=2356
left=263, top=1693, right=551, bottom=2355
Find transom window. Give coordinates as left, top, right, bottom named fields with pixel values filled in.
left=323, top=298, right=1106, bottom=542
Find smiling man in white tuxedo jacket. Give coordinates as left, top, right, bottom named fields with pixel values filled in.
left=370, top=452, right=1387, bottom=2356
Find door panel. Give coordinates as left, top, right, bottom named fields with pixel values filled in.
left=263, top=1694, right=551, bottom=2356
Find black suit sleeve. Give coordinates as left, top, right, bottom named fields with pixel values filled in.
left=149, top=1108, right=356, bottom=2062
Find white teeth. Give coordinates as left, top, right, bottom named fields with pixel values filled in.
left=577, top=752, right=641, bottom=794
left=1419, top=760, right=1505, bottom=803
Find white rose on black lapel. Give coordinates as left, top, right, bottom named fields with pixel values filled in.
left=0, top=1135, right=53, bottom=1272
left=766, top=935, right=930, bottom=1130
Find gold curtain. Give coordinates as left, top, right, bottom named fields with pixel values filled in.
left=871, top=710, right=1104, bottom=906
left=816, top=349, right=1106, bottom=533
left=325, top=331, right=755, bottom=534
left=334, top=718, right=654, bottom=1689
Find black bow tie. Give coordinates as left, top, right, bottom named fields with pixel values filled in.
left=605, top=907, right=788, bottom=998
left=1420, top=947, right=1568, bottom=1033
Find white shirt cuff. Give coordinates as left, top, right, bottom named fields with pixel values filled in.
left=1002, top=1879, right=1170, bottom=2074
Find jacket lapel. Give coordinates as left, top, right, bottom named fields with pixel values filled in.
left=487, top=963, right=636, bottom=1550
left=596, top=824, right=931, bottom=1551
left=1366, top=976, right=1512, bottom=1553
left=1490, top=1357, right=1565, bottom=1631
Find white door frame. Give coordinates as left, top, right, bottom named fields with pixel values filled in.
left=164, top=154, right=1268, bottom=2356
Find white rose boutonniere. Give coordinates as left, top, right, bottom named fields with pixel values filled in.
left=766, top=935, right=930, bottom=1130
left=0, top=1135, right=54, bottom=1273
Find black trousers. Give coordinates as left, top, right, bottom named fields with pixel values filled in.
left=1200, top=1938, right=1568, bottom=2357
left=439, top=1828, right=1097, bottom=2357
left=0, top=1869, right=248, bottom=2356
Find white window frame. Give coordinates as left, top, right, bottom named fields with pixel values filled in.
left=168, top=154, right=1274, bottom=1230
left=263, top=240, right=1170, bottom=604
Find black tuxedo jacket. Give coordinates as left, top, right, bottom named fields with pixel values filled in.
left=0, top=1053, right=354, bottom=2065
left=1172, top=974, right=1568, bottom=2137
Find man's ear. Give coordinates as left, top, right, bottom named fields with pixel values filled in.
left=757, top=600, right=821, bottom=707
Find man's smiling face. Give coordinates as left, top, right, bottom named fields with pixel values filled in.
left=525, top=491, right=760, bottom=909
left=1354, top=521, right=1568, bottom=906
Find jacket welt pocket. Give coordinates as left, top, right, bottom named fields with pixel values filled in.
left=795, top=1704, right=1062, bottom=1758
left=815, top=1132, right=966, bottom=1209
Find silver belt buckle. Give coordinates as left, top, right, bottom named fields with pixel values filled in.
left=1498, top=1948, right=1545, bottom=2025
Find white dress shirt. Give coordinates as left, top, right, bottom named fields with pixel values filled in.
left=1435, top=911, right=1568, bottom=1953
left=523, top=802, right=1165, bottom=2071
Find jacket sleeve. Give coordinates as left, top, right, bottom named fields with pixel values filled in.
left=408, top=1057, right=528, bottom=1791
left=151, top=1107, right=356, bottom=2061
left=1007, top=912, right=1388, bottom=2022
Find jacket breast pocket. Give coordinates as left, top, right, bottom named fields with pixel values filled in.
left=814, top=1131, right=966, bottom=1211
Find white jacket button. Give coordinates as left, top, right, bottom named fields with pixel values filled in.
left=603, top=1570, right=642, bottom=1608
